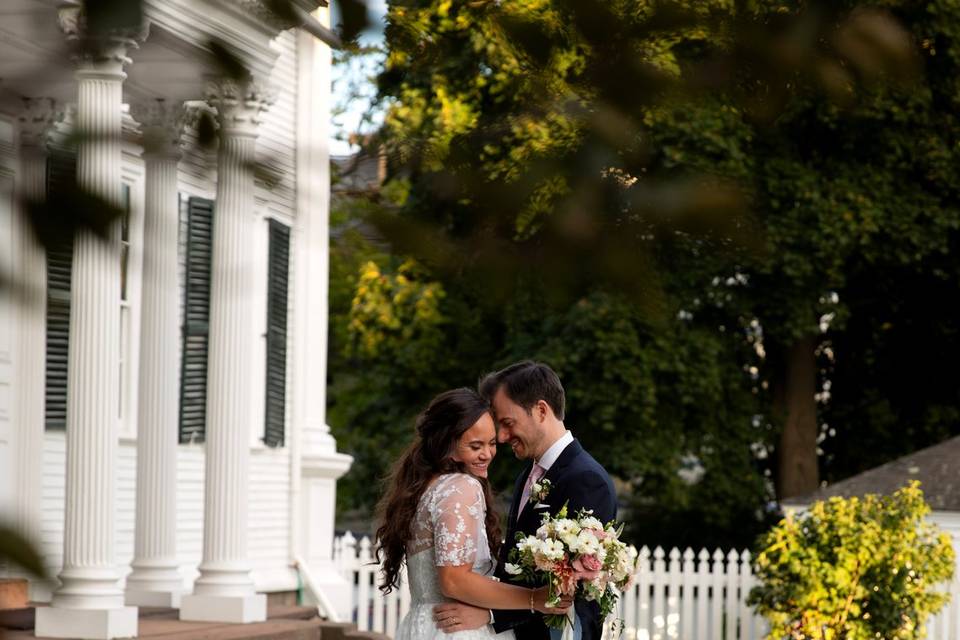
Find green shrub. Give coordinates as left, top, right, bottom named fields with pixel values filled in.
left=749, top=482, right=955, bottom=640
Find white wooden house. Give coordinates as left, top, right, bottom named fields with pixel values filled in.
left=0, top=1, right=352, bottom=638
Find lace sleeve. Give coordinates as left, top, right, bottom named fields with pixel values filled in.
left=431, top=474, right=486, bottom=567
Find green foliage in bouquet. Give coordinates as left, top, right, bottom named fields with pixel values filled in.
left=748, top=482, right=955, bottom=640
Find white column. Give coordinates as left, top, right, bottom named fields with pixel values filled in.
left=12, top=99, right=58, bottom=562
left=292, top=9, right=353, bottom=620
left=35, top=7, right=139, bottom=639
left=179, top=81, right=270, bottom=624
left=124, top=100, right=185, bottom=608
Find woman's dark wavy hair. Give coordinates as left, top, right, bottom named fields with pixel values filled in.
left=374, top=388, right=502, bottom=594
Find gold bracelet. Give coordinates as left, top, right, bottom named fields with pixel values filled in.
left=529, top=589, right=535, bottom=613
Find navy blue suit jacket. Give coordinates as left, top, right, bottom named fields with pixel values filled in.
left=492, top=439, right=617, bottom=640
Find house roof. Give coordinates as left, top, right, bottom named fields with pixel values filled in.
left=783, top=435, right=960, bottom=511
left=332, top=151, right=385, bottom=194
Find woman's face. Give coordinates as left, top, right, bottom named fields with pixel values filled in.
left=452, top=412, right=497, bottom=478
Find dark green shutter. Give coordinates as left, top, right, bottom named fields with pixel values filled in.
left=178, top=197, right=215, bottom=444
left=263, top=219, right=290, bottom=447
left=120, top=184, right=131, bottom=301
left=44, top=151, right=76, bottom=430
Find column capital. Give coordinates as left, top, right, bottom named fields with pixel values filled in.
left=130, top=99, right=186, bottom=158
left=58, top=0, right=149, bottom=74
left=17, top=97, right=63, bottom=151
left=205, top=80, right=274, bottom=138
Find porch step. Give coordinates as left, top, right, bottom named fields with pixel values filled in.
left=0, top=605, right=32, bottom=631
left=134, top=605, right=319, bottom=621
left=134, top=616, right=326, bottom=640
left=344, top=630, right=391, bottom=640
left=315, top=621, right=390, bottom=640
left=312, top=622, right=355, bottom=640
left=269, top=606, right=322, bottom=622
left=0, top=604, right=349, bottom=640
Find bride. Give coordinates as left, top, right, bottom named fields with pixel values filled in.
left=375, top=388, right=571, bottom=639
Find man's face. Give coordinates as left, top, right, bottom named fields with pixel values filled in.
left=493, top=387, right=543, bottom=460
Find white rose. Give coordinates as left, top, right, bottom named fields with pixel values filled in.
left=505, top=563, right=523, bottom=576
left=580, top=517, right=604, bottom=531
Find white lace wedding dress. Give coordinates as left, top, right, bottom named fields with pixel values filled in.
left=395, top=473, right=514, bottom=640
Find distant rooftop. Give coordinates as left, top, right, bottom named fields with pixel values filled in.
left=332, top=150, right=386, bottom=195
left=783, top=435, right=960, bottom=512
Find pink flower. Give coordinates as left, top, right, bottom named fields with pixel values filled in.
left=559, top=567, right=579, bottom=595
left=578, top=555, right=603, bottom=572
left=534, top=555, right=557, bottom=572
left=572, top=555, right=602, bottom=581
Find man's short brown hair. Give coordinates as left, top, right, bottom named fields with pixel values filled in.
left=478, top=360, right=565, bottom=420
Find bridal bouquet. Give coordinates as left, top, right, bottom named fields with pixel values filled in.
left=504, top=504, right=638, bottom=630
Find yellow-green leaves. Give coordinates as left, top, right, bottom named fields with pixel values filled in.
left=348, top=260, right=447, bottom=360
left=381, top=0, right=585, bottom=183
left=749, top=482, right=955, bottom=640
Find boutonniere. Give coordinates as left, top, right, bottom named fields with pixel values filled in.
left=531, top=478, right=552, bottom=504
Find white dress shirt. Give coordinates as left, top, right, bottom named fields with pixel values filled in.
left=536, top=430, right=574, bottom=471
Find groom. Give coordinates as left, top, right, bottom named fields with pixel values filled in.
left=434, top=361, right=617, bottom=640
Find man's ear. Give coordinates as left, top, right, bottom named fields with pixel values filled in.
left=537, top=400, right=549, bottom=422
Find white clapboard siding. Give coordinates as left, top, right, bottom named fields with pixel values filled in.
left=115, top=441, right=137, bottom=571
left=37, top=433, right=294, bottom=598
left=39, top=431, right=66, bottom=600
left=255, top=31, right=297, bottom=219
left=330, top=535, right=958, bottom=640
left=176, top=444, right=205, bottom=588
left=249, top=447, right=295, bottom=590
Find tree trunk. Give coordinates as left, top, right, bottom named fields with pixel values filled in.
left=774, top=335, right=820, bottom=500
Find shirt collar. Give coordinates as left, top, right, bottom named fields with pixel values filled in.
left=536, top=431, right=573, bottom=471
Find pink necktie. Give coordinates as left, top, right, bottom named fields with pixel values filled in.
left=518, top=463, right=546, bottom=517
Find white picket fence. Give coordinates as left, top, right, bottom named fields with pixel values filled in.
left=618, top=547, right=765, bottom=640
left=332, top=533, right=960, bottom=640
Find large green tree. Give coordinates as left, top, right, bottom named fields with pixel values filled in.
left=328, top=0, right=960, bottom=544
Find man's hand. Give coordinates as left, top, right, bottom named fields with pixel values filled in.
left=433, top=601, right=490, bottom=634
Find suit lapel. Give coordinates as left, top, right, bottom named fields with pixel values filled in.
left=499, top=464, right=532, bottom=568
left=507, top=462, right=531, bottom=528
left=515, top=439, right=584, bottom=525
left=542, top=439, right=582, bottom=486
